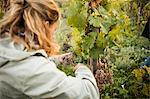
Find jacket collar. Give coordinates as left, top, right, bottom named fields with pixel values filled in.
left=0, top=37, right=47, bottom=61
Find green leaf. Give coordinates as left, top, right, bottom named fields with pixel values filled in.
left=98, top=6, right=108, bottom=16
left=82, top=32, right=97, bottom=51
left=90, top=47, right=104, bottom=59
left=67, top=0, right=88, bottom=31
left=96, top=32, right=108, bottom=48
left=88, top=15, right=102, bottom=27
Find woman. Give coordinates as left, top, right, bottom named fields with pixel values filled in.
left=0, top=0, right=99, bottom=99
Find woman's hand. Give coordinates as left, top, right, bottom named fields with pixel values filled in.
left=52, top=52, right=73, bottom=64
left=51, top=53, right=85, bottom=71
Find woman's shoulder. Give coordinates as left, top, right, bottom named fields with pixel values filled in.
left=0, top=37, right=57, bottom=77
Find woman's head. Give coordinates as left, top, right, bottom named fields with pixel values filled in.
left=0, top=0, right=60, bottom=56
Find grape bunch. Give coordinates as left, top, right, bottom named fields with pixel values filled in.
left=94, top=58, right=113, bottom=92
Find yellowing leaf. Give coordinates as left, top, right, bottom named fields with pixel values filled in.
left=143, top=66, right=150, bottom=75
left=142, top=84, right=150, bottom=96
left=132, top=69, right=145, bottom=81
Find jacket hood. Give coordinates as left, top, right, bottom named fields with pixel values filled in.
left=0, top=38, right=47, bottom=66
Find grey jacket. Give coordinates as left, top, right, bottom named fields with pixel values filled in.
left=0, top=38, right=100, bottom=99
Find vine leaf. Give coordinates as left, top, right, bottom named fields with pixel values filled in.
left=82, top=32, right=97, bottom=52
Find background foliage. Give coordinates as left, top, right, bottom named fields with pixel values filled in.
left=55, top=0, right=150, bottom=98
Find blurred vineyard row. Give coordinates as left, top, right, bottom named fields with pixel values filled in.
left=0, top=0, right=150, bottom=98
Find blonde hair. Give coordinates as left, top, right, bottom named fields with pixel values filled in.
left=0, top=0, right=60, bottom=56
